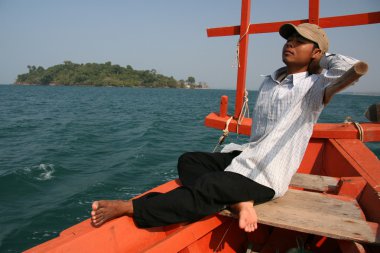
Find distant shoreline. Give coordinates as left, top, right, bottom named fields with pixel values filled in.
left=14, top=61, right=209, bottom=89
left=11, top=82, right=209, bottom=90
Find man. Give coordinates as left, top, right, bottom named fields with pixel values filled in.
left=91, top=23, right=359, bottom=232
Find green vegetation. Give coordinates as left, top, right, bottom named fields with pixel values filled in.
left=15, top=61, right=208, bottom=89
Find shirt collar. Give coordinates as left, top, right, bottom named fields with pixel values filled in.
left=269, top=67, right=309, bottom=86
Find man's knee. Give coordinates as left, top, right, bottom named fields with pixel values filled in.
left=177, top=152, right=198, bottom=168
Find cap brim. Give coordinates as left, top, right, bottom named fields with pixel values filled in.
left=279, top=23, right=297, bottom=39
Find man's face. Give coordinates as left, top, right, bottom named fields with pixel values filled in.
left=282, top=33, right=316, bottom=67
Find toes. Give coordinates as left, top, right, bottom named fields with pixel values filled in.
left=91, top=201, right=105, bottom=218
left=92, top=215, right=105, bottom=227
left=244, top=223, right=257, bottom=233
left=91, top=200, right=109, bottom=227
left=92, top=201, right=99, bottom=211
left=92, top=213, right=104, bottom=221
left=91, top=209, right=103, bottom=221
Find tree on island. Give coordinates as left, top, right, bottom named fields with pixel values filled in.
left=186, top=76, right=195, bottom=85
left=15, top=61, right=208, bottom=89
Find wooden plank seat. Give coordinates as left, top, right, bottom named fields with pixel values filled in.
left=289, top=173, right=340, bottom=192
left=219, top=173, right=380, bottom=244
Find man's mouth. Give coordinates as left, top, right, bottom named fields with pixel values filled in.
left=283, top=49, right=294, bottom=55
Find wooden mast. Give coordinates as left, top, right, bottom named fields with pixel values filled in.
left=234, top=0, right=251, bottom=120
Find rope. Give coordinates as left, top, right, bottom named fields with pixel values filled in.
left=213, top=219, right=234, bottom=253
left=213, top=116, right=233, bottom=152
left=212, top=91, right=249, bottom=150
left=233, top=24, right=250, bottom=68
left=344, top=116, right=364, bottom=142
left=236, top=89, right=250, bottom=135
left=353, top=122, right=364, bottom=142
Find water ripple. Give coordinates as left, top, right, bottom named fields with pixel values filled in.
left=19, top=163, right=56, bottom=181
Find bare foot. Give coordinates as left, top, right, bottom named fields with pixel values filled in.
left=91, top=200, right=133, bottom=227
left=230, top=201, right=258, bottom=233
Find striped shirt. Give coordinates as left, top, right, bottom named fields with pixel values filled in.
left=222, top=53, right=358, bottom=198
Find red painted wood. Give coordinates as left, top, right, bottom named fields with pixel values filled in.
left=297, top=139, right=324, bottom=175
left=309, top=0, right=320, bottom=24
left=312, top=123, right=380, bottom=142
left=204, top=112, right=252, bottom=135
left=359, top=184, right=380, bottom=223
left=205, top=111, right=380, bottom=142
left=319, top=12, right=380, bottom=28
left=334, top=139, right=380, bottom=190
left=234, top=0, right=251, bottom=119
left=144, top=216, right=228, bottom=253
left=207, top=12, right=380, bottom=37
left=338, top=177, right=367, bottom=201
left=219, top=96, right=228, bottom=117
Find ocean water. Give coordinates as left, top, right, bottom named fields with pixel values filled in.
left=0, top=85, right=379, bottom=252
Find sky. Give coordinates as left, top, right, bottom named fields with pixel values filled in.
left=0, top=0, right=379, bottom=93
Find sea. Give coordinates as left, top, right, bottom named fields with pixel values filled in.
left=0, top=85, right=379, bottom=252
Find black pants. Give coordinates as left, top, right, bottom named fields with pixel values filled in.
left=132, top=151, right=275, bottom=228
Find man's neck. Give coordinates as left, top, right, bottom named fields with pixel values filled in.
left=286, top=65, right=308, bottom=75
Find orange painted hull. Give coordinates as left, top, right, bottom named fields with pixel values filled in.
left=25, top=124, right=380, bottom=253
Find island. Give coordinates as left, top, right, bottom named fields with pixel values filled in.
left=15, top=61, right=208, bottom=89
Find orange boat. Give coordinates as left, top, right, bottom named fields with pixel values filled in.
left=26, top=1, right=380, bottom=252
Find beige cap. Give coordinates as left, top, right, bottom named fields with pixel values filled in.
left=279, top=23, right=329, bottom=53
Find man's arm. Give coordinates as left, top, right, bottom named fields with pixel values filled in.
left=317, top=53, right=365, bottom=105
left=323, top=60, right=368, bottom=104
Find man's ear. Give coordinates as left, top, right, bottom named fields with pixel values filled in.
left=308, top=48, right=323, bottom=75
left=311, top=48, right=322, bottom=59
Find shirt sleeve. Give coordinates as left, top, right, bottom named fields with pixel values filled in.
left=319, top=53, right=359, bottom=86
left=307, top=53, right=360, bottom=110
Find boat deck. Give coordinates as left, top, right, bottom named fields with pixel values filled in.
left=220, top=173, right=380, bottom=245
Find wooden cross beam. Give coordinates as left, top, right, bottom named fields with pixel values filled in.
left=207, top=12, right=380, bottom=38
left=204, top=0, right=380, bottom=136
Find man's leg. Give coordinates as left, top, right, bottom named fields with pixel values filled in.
left=91, top=172, right=274, bottom=228
left=132, top=171, right=275, bottom=228
left=176, top=151, right=262, bottom=232
left=91, top=151, right=274, bottom=229
left=91, top=151, right=241, bottom=227
left=177, top=151, right=241, bottom=187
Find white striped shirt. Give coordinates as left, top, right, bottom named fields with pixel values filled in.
left=223, top=53, right=358, bottom=198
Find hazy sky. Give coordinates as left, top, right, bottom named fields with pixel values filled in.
left=1, top=0, right=379, bottom=92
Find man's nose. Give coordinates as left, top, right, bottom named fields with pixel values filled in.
left=286, top=39, right=295, bottom=48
